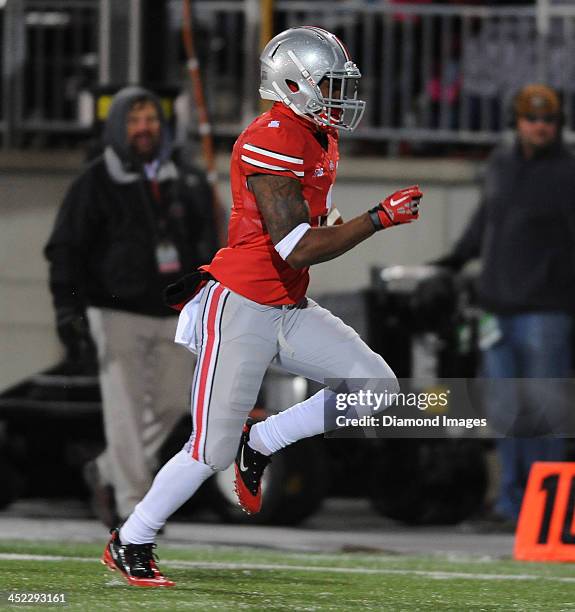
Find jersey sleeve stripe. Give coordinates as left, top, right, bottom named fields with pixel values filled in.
left=243, top=143, right=304, bottom=165
left=240, top=155, right=305, bottom=177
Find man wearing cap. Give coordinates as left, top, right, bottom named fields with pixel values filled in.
left=44, top=86, right=218, bottom=526
left=436, top=84, right=575, bottom=527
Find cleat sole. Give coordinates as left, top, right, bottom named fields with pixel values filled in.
left=101, top=542, right=175, bottom=588
left=233, top=464, right=261, bottom=514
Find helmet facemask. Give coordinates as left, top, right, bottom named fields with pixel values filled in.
left=311, top=65, right=365, bottom=132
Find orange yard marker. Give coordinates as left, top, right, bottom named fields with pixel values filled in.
left=514, top=462, right=575, bottom=562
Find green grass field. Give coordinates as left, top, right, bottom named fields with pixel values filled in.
left=1, top=540, right=575, bottom=611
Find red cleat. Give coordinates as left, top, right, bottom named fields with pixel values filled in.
left=234, top=419, right=271, bottom=514
left=101, top=528, right=175, bottom=587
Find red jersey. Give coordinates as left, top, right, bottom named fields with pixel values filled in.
left=204, top=103, right=339, bottom=305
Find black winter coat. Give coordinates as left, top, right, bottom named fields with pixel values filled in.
left=451, top=140, right=575, bottom=314
left=45, top=154, right=218, bottom=318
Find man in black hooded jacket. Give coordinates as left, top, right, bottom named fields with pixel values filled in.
left=437, top=84, right=575, bottom=525
left=44, top=86, right=218, bottom=525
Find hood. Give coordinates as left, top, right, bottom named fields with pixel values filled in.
left=103, top=86, right=172, bottom=170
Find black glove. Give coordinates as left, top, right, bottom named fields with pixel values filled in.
left=56, top=308, right=98, bottom=372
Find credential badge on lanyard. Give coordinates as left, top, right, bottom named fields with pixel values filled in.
left=156, top=240, right=182, bottom=274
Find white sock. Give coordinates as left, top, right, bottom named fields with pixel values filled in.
left=120, top=449, right=214, bottom=544
left=248, top=389, right=330, bottom=455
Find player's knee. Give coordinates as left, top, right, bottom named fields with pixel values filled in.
left=383, top=373, right=400, bottom=397
left=182, top=451, right=231, bottom=473
left=204, top=439, right=238, bottom=472
left=172, top=448, right=216, bottom=483
left=352, top=352, right=400, bottom=395
left=208, top=456, right=235, bottom=472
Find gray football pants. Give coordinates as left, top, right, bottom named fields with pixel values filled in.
left=186, top=280, right=397, bottom=471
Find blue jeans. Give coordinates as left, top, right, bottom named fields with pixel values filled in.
left=482, top=312, right=572, bottom=520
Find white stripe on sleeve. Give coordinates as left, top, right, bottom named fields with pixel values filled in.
left=241, top=155, right=304, bottom=177
left=243, top=143, right=303, bottom=165
left=274, top=223, right=311, bottom=261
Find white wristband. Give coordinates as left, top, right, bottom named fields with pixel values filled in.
left=274, top=222, right=311, bottom=260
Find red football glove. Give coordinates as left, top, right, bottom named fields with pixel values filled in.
left=368, top=185, right=422, bottom=231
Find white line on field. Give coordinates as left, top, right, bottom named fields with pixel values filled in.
left=0, top=553, right=574, bottom=584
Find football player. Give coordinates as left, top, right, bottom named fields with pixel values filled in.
left=102, top=26, right=422, bottom=587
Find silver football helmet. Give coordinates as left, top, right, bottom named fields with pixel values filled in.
left=259, top=26, right=366, bottom=132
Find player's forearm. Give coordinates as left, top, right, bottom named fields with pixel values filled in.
left=286, top=213, right=375, bottom=269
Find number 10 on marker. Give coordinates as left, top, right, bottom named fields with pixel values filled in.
left=515, top=462, right=575, bottom=562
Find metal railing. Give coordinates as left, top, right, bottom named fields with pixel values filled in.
left=3, top=1, right=575, bottom=147
left=188, top=0, right=575, bottom=145
left=2, top=0, right=99, bottom=147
